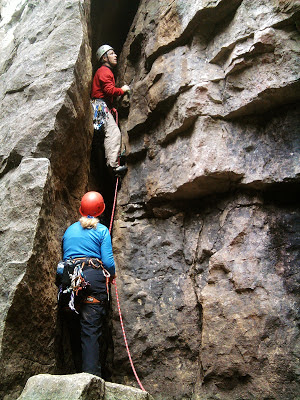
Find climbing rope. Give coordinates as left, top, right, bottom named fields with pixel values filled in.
left=113, top=274, right=146, bottom=392
left=108, top=176, right=119, bottom=233
left=108, top=109, right=146, bottom=392
left=109, top=181, right=146, bottom=392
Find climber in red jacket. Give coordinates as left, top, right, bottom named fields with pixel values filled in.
left=91, top=44, right=130, bottom=175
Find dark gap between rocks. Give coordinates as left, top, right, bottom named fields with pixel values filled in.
left=85, top=0, right=141, bottom=382
left=89, top=0, right=140, bottom=228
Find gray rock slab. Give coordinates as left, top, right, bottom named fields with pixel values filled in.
left=112, top=195, right=300, bottom=399
left=16, top=373, right=154, bottom=400
left=0, top=157, right=50, bottom=347
left=105, top=381, right=154, bottom=400
left=0, top=0, right=93, bottom=398
left=17, top=373, right=105, bottom=400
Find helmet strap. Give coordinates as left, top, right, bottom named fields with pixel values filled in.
left=102, top=53, right=114, bottom=68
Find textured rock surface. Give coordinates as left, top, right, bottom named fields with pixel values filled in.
left=0, top=0, right=93, bottom=398
left=105, top=381, right=153, bottom=400
left=17, top=373, right=105, bottom=400
left=0, top=0, right=299, bottom=400
left=117, top=0, right=300, bottom=204
left=111, top=0, right=300, bottom=399
left=16, top=373, right=153, bottom=400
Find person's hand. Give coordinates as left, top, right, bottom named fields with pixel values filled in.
left=110, top=274, right=117, bottom=284
left=121, top=85, right=130, bottom=93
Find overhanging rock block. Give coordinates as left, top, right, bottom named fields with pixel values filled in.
left=17, top=373, right=154, bottom=400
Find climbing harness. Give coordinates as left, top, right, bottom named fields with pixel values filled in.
left=89, top=257, right=111, bottom=301
left=57, top=257, right=111, bottom=313
left=57, top=259, right=88, bottom=313
left=83, top=296, right=106, bottom=304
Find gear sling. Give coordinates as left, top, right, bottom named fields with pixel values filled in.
left=57, top=257, right=111, bottom=313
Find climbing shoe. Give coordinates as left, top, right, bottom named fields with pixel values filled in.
left=113, top=165, right=128, bottom=176
left=119, top=152, right=126, bottom=166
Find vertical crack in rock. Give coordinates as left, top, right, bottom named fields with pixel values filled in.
left=184, top=213, right=205, bottom=386
left=0, top=0, right=141, bottom=397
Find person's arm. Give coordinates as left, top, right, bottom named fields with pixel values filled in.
left=100, top=227, right=116, bottom=276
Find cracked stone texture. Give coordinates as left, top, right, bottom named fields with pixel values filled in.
left=111, top=0, right=300, bottom=399
left=112, top=196, right=300, bottom=399
left=0, top=0, right=93, bottom=399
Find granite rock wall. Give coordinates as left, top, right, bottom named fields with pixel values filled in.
left=112, top=1, right=300, bottom=399
left=0, top=0, right=93, bottom=398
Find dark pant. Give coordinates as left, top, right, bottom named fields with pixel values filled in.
left=80, top=302, right=107, bottom=377
left=80, top=265, right=108, bottom=377
left=63, top=309, right=82, bottom=372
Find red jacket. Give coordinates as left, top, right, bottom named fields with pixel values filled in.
left=91, top=65, right=124, bottom=108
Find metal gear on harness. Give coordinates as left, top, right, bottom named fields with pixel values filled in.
left=91, top=99, right=109, bottom=131
left=57, top=259, right=90, bottom=313
left=57, top=257, right=111, bottom=313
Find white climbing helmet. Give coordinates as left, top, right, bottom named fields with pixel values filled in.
left=96, top=44, right=114, bottom=61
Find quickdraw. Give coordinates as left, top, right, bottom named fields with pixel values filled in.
left=62, top=260, right=89, bottom=313
left=89, top=258, right=111, bottom=301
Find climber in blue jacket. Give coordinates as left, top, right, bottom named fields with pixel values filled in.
left=62, top=191, right=115, bottom=378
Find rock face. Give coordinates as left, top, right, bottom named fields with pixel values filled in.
left=0, top=0, right=299, bottom=400
left=0, top=0, right=93, bottom=398
left=111, top=0, right=300, bottom=399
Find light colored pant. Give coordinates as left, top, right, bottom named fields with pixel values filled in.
left=103, top=112, right=122, bottom=168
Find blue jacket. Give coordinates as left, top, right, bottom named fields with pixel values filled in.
left=62, top=221, right=115, bottom=275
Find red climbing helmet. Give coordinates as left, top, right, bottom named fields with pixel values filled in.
left=79, top=191, right=105, bottom=217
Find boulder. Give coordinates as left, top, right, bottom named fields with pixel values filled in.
left=16, top=373, right=154, bottom=400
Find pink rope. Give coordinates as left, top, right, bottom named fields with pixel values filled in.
left=109, top=178, right=146, bottom=392
left=113, top=279, right=146, bottom=392
left=108, top=177, right=119, bottom=233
